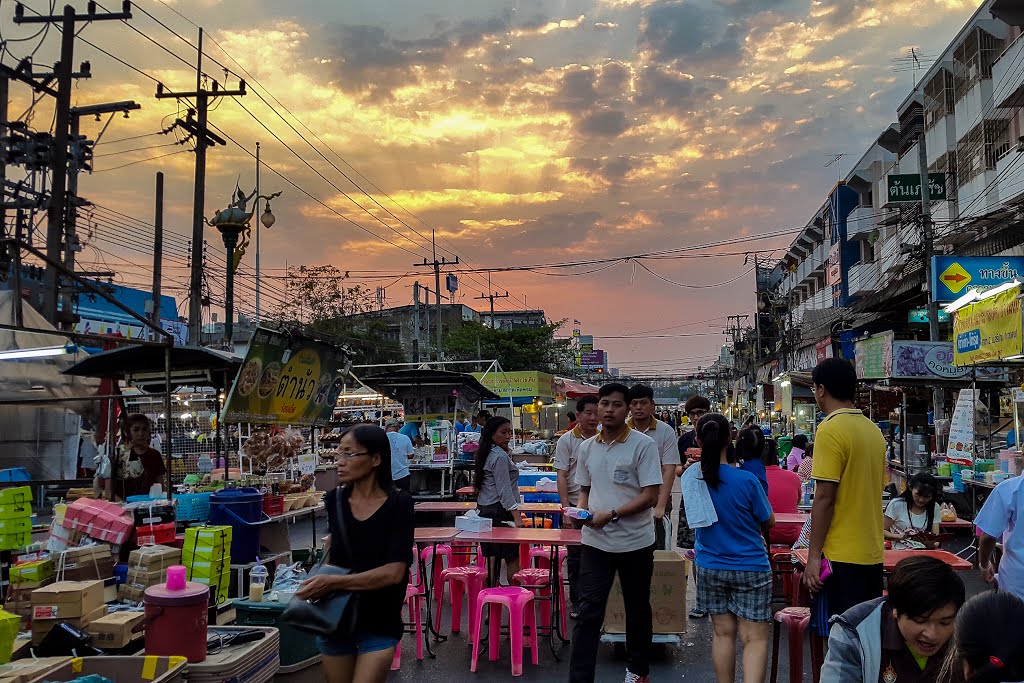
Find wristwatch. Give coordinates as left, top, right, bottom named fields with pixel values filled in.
left=610, top=509, right=620, bottom=523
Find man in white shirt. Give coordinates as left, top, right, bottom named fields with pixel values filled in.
left=571, top=383, right=661, bottom=683
left=627, top=384, right=681, bottom=549
left=555, top=395, right=600, bottom=617
left=384, top=419, right=415, bottom=492
left=977, top=475, right=1024, bottom=600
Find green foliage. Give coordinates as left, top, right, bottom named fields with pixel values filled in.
left=443, top=320, right=572, bottom=373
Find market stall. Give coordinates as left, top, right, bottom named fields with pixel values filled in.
left=359, top=368, right=499, bottom=499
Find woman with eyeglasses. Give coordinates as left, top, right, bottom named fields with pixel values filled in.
left=474, top=415, right=523, bottom=582
left=296, top=424, right=414, bottom=683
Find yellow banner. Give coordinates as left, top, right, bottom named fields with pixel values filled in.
left=471, top=371, right=556, bottom=399
left=953, top=287, right=1023, bottom=365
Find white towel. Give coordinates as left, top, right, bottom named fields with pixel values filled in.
left=681, top=464, right=718, bottom=529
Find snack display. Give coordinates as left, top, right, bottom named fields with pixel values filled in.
left=241, top=427, right=305, bottom=472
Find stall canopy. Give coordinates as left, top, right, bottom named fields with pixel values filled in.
left=360, top=369, right=500, bottom=419
left=64, top=344, right=242, bottom=391
left=557, top=376, right=599, bottom=400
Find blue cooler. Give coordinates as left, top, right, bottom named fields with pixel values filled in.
left=209, top=488, right=267, bottom=563
left=517, top=472, right=553, bottom=487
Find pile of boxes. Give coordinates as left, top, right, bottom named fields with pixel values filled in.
left=61, top=499, right=134, bottom=547
left=0, top=487, right=33, bottom=551
left=128, top=499, right=177, bottom=546
left=54, top=545, right=114, bottom=582
left=30, top=580, right=106, bottom=645
left=183, top=526, right=232, bottom=604
left=118, top=545, right=181, bottom=603
left=87, top=611, right=146, bottom=650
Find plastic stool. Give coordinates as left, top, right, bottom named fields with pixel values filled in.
left=770, top=550, right=795, bottom=605
left=529, top=545, right=568, bottom=575
left=391, top=583, right=425, bottom=670
left=769, top=606, right=811, bottom=683
left=452, top=541, right=485, bottom=567
left=437, top=565, right=488, bottom=635
left=419, top=543, right=452, bottom=594
left=470, top=586, right=538, bottom=677
left=512, top=567, right=566, bottom=635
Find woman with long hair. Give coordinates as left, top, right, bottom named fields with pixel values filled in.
left=941, top=591, right=1024, bottom=682
left=297, top=424, right=414, bottom=683
left=736, top=427, right=768, bottom=493
left=885, top=472, right=942, bottom=549
left=694, top=413, right=776, bottom=683
left=473, top=415, right=523, bottom=581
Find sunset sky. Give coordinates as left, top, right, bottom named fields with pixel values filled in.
left=1, top=0, right=980, bottom=373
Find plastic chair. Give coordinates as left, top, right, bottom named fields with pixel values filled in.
left=419, top=543, right=452, bottom=595
left=470, top=586, right=538, bottom=677
left=769, top=606, right=811, bottom=683
left=512, top=567, right=565, bottom=634
left=391, top=583, right=425, bottom=670
left=770, top=550, right=795, bottom=605
left=436, top=565, right=488, bottom=634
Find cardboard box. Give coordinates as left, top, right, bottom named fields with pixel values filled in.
left=9, top=576, right=53, bottom=592
left=31, top=604, right=107, bottom=644
left=126, top=566, right=168, bottom=586
left=128, top=545, right=180, bottom=570
left=183, top=526, right=232, bottom=551
left=455, top=514, right=493, bottom=532
left=10, top=560, right=54, bottom=584
left=603, top=551, right=688, bottom=634
left=0, top=657, right=69, bottom=683
left=58, top=557, right=115, bottom=583
left=88, top=611, right=145, bottom=649
left=30, top=580, right=104, bottom=619
left=136, top=522, right=176, bottom=546
left=116, top=584, right=147, bottom=603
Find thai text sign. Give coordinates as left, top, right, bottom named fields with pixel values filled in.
left=223, top=327, right=350, bottom=425
left=471, top=371, right=556, bottom=399
left=854, top=331, right=893, bottom=379
left=931, top=256, right=1024, bottom=301
left=947, top=389, right=976, bottom=466
left=887, top=173, right=946, bottom=202
left=953, top=287, right=1023, bottom=366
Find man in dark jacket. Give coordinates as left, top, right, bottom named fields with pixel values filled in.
left=819, top=556, right=965, bottom=683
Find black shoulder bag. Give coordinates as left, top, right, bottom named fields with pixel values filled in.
left=281, top=488, right=359, bottom=636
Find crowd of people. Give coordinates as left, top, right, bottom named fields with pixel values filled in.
left=295, top=356, right=1024, bottom=683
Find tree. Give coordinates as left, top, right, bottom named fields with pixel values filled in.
left=443, top=320, right=573, bottom=373
left=274, top=265, right=405, bottom=366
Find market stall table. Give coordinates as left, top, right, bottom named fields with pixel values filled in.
left=414, top=502, right=563, bottom=514
left=940, top=517, right=974, bottom=530
left=454, top=527, right=582, bottom=658
left=414, top=526, right=462, bottom=655
left=774, top=513, right=809, bottom=525
left=792, top=548, right=973, bottom=572
left=456, top=485, right=539, bottom=497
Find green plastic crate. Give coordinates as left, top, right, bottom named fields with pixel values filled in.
left=231, top=599, right=320, bottom=667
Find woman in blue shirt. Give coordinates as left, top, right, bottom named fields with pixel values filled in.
left=736, top=427, right=769, bottom=494
left=694, top=413, right=776, bottom=683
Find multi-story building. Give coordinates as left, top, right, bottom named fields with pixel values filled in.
left=349, top=303, right=482, bottom=360
left=480, top=309, right=547, bottom=330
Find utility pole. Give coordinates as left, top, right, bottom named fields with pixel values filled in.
left=918, top=106, right=946, bottom=423
left=412, top=282, right=420, bottom=363
left=255, top=141, right=261, bottom=323
left=156, top=27, right=246, bottom=345
left=417, top=283, right=447, bottom=361
left=474, top=290, right=509, bottom=329
left=14, top=1, right=130, bottom=325
left=0, top=75, right=7, bottom=238
left=151, top=172, right=164, bottom=337
left=414, top=230, right=459, bottom=361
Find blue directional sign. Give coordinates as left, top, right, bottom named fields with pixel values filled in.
left=931, top=256, right=1024, bottom=302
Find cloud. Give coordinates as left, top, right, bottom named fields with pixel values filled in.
left=637, top=1, right=747, bottom=70
left=578, top=109, right=631, bottom=137
left=594, top=21, right=620, bottom=30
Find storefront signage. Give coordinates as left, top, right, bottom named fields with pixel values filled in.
left=892, top=341, right=967, bottom=379
left=815, top=337, right=834, bottom=364
left=223, top=327, right=350, bottom=426
left=854, top=331, right=894, bottom=379
left=826, top=243, right=841, bottom=287
left=953, top=287, right=1023, bottom=365
left=931, top=256, right=1024, bottom=301
left=471, top=371, right=556, bottom=399
left=580, top=350, right=606, bottom=369
left=908, top=308, right=951, bottom=323
left=947, top=388, right=977, bottom=466
left=887, top=173, right=946, bottom=203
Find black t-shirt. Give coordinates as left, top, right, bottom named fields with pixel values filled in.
left=678, top=430, right=697, bottom=459
left=326, top=486, right=414, bottom=640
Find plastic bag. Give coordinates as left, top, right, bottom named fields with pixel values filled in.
left=271, top=562, right=308, bottom=592
left=93, top=448, right=111, bottom=479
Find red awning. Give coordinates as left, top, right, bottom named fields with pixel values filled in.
left=557, top=377, right=599, bottom=400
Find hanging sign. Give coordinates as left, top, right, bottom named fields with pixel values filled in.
left=946, top=388, right=977, bottom=466
left=297, top=453, right=317, bottom=475
left=953, top=286, right=1023, bottom=366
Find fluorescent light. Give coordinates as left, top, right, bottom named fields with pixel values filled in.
left=0, top=344, right=76, bottom=361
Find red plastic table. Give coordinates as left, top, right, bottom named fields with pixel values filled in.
left=456, top=485, right=538, bottom=497
left=414, top=502, right=563, bottom=514
left=940, top=517, right=974, bottom=530
left=774, top=512, right=809, bottom=525
left=455, top=527, right=582, bottom=657
left=792, top=548, right=973, bottom=572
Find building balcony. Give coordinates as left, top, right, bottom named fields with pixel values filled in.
left=847, top=260, right=879, bottom=298
left=959, top=168, right=1000, bottom=220
left=993, top=32, right=1024, bottom=109
left=954, top=78, right=995, bottom=141
left=996, top=147, right=1024, bottom=206
left=847, top=205, right=879, bottom=240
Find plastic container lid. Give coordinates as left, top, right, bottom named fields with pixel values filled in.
left=211, top=487, right=262, bottom=502
left=145, top=581, right=210, bottom=606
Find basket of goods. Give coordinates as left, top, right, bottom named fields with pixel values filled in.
left=242, top=427, right=305, bottom=472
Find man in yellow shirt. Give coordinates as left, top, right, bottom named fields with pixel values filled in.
left=803, top=358, right=886, bottom=637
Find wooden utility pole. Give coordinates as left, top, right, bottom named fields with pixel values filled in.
left=13, top=1, right=131, bottom=325
left=474, top=290, right=510, bottom=329
left=414, top=230, right=458, bottom=360
left=156, top=27, right=245, bottom=345
left=151, top=172, right=164, bottom=336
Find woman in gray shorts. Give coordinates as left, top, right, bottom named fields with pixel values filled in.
left=691, top=413, right=776, bottom=683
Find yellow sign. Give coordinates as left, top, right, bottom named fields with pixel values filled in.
left=940, top=261, right=972, bottom=294
left=471, top=371, right=556, bottom=399
left=953, top=287, right=1023, bottom=365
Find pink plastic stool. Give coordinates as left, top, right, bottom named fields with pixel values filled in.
left=391, top=583, right=425, bottom=670
left=452, top=541, right=485, bottom=567
left=436, top=565, right=488, bottom=635
left=529, top=545, right=568, bottom=574
left=470, top=586, right=538, bottom=677
left=512, top=567, right=566, bottom=634
left=419, top=543, right=452, bottom=594
left=769, top=606, right=811, bottom=683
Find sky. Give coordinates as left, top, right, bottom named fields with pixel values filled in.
left=0, top=0, right=982, bottom=374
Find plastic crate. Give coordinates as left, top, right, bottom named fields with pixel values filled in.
left=523, top=492, right=560, bottom=503
left=174, top=493, right=211, bottom=522
left=137, top=522, right=176, bottom=546
left=232, top=599, right=320, bottom=667
left=262, top=495, right=284, bottom=517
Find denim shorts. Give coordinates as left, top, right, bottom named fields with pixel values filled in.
left=317, top=631, right=400, bottom=657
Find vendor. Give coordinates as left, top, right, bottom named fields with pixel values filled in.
left=884, top=472, right=941, bottom=549
left=110, top=414, right=166, bottom=501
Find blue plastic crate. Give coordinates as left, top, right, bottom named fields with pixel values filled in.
left=174, top=492, right=212, bottom=522
left=523, top=492, right=560, bottom=503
